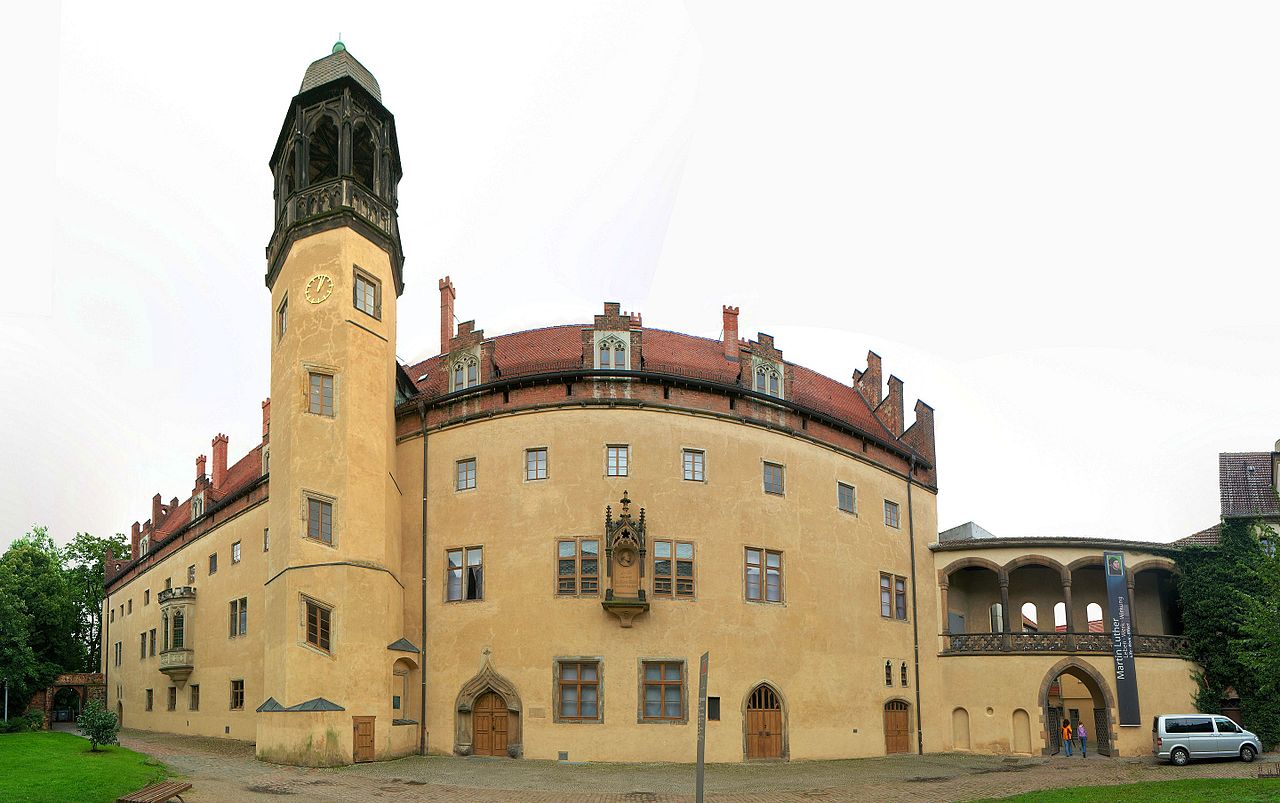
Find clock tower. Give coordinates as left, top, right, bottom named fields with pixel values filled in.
left=259, top=42, right=409, bottom=765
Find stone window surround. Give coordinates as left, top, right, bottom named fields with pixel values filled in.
left=593, top=331, right=630, bottom=371
left=299, top=593, right=336, bottom=659
left=636, top=657, right=688, bottom=725
left=552, top=656, right=604, bottom=724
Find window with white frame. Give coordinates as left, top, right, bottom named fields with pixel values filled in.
left=456, top=458, right=477, bottom=491
left=595, top=334, right=628, bottom=370
left=606, top=445, right=629, bottom=477
left=526, top=448, right=548, bottom=481
left=838, top=482, right=856, bottom=514
left=353, top=267, right=381, bottom=319
left=884, top=500, right=901, bottom=529
left=451, top=355, right=479, bottom=391
left=682, top=449, right=704, bottom=482
left=754, top=362, right=783, bottom=398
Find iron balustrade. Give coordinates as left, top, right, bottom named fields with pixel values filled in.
left=943, top=631, right=1188, bottom=657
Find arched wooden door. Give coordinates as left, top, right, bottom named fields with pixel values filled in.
left=745, top=685, right=783, bottom=759
left=884, top=701, right=911, bottom=754
left=473, top=691, right=509, bottom=757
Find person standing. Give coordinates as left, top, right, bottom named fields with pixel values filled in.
left=1061, top=719, right=1073, bottom=756
left=1077, top=721, right=1088, bottom=758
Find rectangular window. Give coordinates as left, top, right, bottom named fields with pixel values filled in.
left=209, top=553, right=218, bottom=574
left=308, top=372, right=335, bottom=416
left=127, top=599, right=132, bottom=614
left=353, top=268, right=381, bottom=319
left=306, top=599, right=332, bottom=652
left=149, top=629, right=156, bottom=657
left=526, top=448, right=548, bottom=481
left=880, top=573, right=908, bottom=620
left=145, top=689, right=153, bottom=711
left=264, top=528, right=270, bottom=552
left=307, top=498, right=333, bottom=544
left=557, top=539, right=599, bottom=596
left=167, top=687, right=177, bottom=711
left=446, top=546, right=484, bottom=601
left=708, top=696, right=721, bottom=721
left=641, top=661, right=685, bottom=721
left=231, top=541, right=241, bottom=564
left=606, top=445, right=629, bottom=477
left=229, top=598, right=248, bottom=637
left=144, top=590, right=150, bottom=606
left=838, top=482, right=856, bottom=514
left=189, top=684, right=200, bottom=711
left=884, top=500, right=901, bottom=529
left=745, top=548, right=783, bottom=603
left=653, top=540, right=695, bottom=598
left=763, top=462, right=785, bottom=495
left=456, top=458, right=477, bottom=491
left=114, top=641, right=121, bottom=667
left=557, top=661, right=601, bottom=721
left=277, top=295, right=287, bottom=342
left=187, top=565, right=195, bottom=584
left=230, top=680, right=244, bottom=710
left=140, top=633, right=146, bottom=660
left=110, top=609, right=115, bottom=623
left=682, top=449, right=704, bottom=482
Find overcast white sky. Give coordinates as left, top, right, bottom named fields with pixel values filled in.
left=4, top=2, right=1279, bottom=551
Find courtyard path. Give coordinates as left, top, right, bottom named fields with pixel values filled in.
left=119, top=730, right=1276, bottom=802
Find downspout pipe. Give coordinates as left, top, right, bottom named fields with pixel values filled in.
left=418, top=402, right=429, bottom=756
left=907, top=456, right=924, bottom=755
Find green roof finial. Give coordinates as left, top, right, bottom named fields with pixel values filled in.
left=332, top=35, right=345, bottom=54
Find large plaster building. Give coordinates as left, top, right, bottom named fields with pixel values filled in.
left=100, top=44, right=1198, bottom=766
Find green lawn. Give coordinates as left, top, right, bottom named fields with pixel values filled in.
left=987, top=778, right=1280, bottom=802
left=0, top=731, right=168, bottom=803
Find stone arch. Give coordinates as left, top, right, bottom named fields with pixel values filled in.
left=951, top=706, right=971, bottom=750
left=306, top=113, right=341, bottom=185
left=1036, top=657, right=1117, bottom=757
left=883, top=696, right=915, bottom=755
left=454, top=653, right=522, bottom=757
left=938, top=556, right=1005, bottom=583
left=1002, top=554, right=1067, bottom=577
left=392, top=655, right=417, bottom=722
left=1129, top=558, right=1178, bottom=576
left=1011, top=708, right=1032, bottom=753
left=741, top=680, right=789, bottom=761
left=1066, top=556, right=1104, bottom=573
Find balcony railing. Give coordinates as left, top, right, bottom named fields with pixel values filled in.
left=158, top=586, right=196, bottom=604
left=159, top=647, right=195, bottom=682
left=943, top=631, right=1188, bottom=657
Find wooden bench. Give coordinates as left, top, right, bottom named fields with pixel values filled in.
left=1259, top=765, right=1280, bottom=779
left=117, top=780, right=192, bottom=802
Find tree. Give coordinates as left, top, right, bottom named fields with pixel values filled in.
left=76, top=699, right=119, bottom=751
left=62, top=531, right=128, bottom=671
left=0, top=528, right=81, bottom=707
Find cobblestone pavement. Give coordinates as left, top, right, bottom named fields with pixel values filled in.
left=119, top=730, right=1277, bottom=802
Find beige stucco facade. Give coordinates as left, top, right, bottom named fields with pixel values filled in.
left=99, top=43, right=1202, bottom=768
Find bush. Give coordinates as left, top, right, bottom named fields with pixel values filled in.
left=0, top=711, right=45, bottom=733
left=75, top=700, right=119, bottom=751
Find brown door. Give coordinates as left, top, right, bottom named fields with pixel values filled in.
left=473, top=692, right=509, bottom=757
left=884, top=701, right=911, bottom=754
left=746, top=685, right=783, bottom=759
left=352, top=716, right=375, bottom=763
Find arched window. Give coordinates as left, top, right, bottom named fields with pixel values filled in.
left=352, top=121, right=376, bottom=190
left=1086, top=602, right=1104, bottom=632
left=989, top=602, right=1004, bottom=633
left=1021, top=602, right=1038, bottom=633
left=451, top=356, right=479, bottom=391
left=755, top=363, right=782, bottom=398
left=139, top=536, right=149, bottom=557
left=597, top=336, right=627, bottom=370
left=884, top=660, right=892, bottom=687
left=307, top=116, right=340, bottom=185
left=171, top=610, right=184, bottom=649
left=900, top=662, right=909, bottom=687
left=192, top=497, right=203, bottom=520
left=161, top=611, right=169, bottom=651
left=1053, top=601, right=1067, bottom=632
left=282, top=145, right=297, bottom=196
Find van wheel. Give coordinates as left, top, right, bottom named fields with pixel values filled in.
left=1241, top=745, right=1257, bottom=763
left=1171, top=748, right=1190, bottom=766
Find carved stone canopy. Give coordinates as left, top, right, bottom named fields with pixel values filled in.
left=602, top=492, right=650, bottom=627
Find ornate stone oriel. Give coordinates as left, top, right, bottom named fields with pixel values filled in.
left=602, top=492, right=650, bottom=627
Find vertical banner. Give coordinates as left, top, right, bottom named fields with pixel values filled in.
left=696, top=651, right=708, bottom=803
left=1104, top=552, right=1141, bottom=725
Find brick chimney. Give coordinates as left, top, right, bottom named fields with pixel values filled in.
left=722, top=306, right=739, bottom=360
left=875, top=375, right=905, bottom=437
left=439, top=276, right=456, bottom=353
left=196, top=454, right=207, bottom=483
left=261, top=398, right=271, bottom=442
left=151, top=493, right=163, bottom=526
left=131, top=521, right=141, bottom=559
left=212, top=433, right=229, bottom=489
left=853, top=351, right=883, bottom=407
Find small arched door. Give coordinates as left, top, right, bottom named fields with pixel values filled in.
left=473, top=692, right=509, bottom=757
left=884, top=701, right=911, bottom=754
left=745, top=685, right=783, bottom=759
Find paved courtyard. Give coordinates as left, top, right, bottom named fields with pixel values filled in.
left=119, top=730, right=1275, bottom=802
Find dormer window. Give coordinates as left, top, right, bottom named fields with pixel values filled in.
left=192, top=495, right=204, bottom=521
left=139, top=536, right=150, bottom=556
left=596, top=334, right=628, bottom=370
left=754, top=363, right=782, bottom=398
left=451, top=355, right=479, bottom=391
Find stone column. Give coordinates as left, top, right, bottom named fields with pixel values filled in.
left=998, top=571, right=1011, bottom=651
left=1127, top=574, right=1138, bottom=636
left=940, top=580, right=951, bottom=635
left=1061, top=573, right=1075, bottom=652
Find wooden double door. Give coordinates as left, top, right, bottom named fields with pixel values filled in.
left=473, top=692, right=510, bottom=757
left=884, top=701, right=911, bottom=754
left=746, top=685, right=783, bottom=759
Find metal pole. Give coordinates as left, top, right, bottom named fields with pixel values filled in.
left=4, top=678, right=8, bottom=722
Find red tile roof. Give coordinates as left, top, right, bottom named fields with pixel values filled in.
left=153, top=446, right=263, bottom=539
left=1174, top=523, right=1222, bottom=547
left=1219, top=452, right=1280, bottom=518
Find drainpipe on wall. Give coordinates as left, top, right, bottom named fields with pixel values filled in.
left=907, top=457, right=924, bottom=755
left=102, top=588, right=110, bottom=720
left=418, top=402, right=429, bottom=756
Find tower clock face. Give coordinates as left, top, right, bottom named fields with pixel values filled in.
left=305, top=274, right=334, bottom=304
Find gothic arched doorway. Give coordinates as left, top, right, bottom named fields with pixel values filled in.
left=744, top=683, right=786, bottom=760
left=1039, top=659, right=1115, bottom=756
left=454, top=652, right=523, bottom=758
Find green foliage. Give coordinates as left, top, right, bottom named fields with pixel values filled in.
left=62, top=531, right=128, bottom=671
left=0, top=711, right=45, bottom=733
left=76, top=699, right=119, bottom=751
left=1176, top=518, right=1280, bottom=748
left=0, top=527, right=80, bottom=707
left=0, top=731, right=166, bottom=803
left=985, top=778, right=1280, bottom=802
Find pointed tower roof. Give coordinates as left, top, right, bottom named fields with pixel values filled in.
left=299, top=41, right=381, bottom=101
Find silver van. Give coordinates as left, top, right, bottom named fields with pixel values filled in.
left=1152, top=714, right=1261, bottom=765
